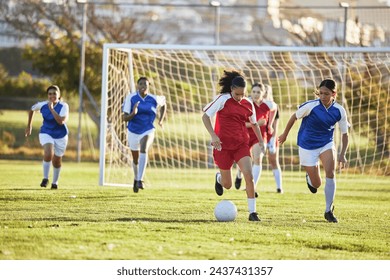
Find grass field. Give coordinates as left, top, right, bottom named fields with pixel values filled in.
left=0, top=159, right=389, bottom=260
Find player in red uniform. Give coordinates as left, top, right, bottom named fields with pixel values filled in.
left=202, top=70, right=265, bottom=222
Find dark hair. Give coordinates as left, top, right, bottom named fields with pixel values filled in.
left=137, top=77, right=149, bottom=84
left=218, top=69, right=246, bottom=94
left=46, top=85, right=61, bottom=99
left=319, top=79, right=337, bottom=92
left=251, top=82, right=266, bottom=91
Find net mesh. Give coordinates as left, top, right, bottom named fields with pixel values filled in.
left=101, top=45, right=390, bottom=186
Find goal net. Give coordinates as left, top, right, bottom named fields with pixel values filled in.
left=100, top=44, right=390, bottom=186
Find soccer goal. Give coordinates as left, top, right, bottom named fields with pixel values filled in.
left=100, top=44, right=390, bottom=186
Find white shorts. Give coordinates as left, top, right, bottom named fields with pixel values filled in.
left=127, top=129, right=155, bottom=151
left=39, top=133, right=68, bottom=157
left=298, top=142, right=335, bottom=167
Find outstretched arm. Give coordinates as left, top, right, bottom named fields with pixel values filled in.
left=25, top=110, right=35, bottom=137
left=158, top=104, right=167, bottom=127
left=278, top=113, right=297, bottom=145
left=202, top=113, right=221, bottom=151
left=338, top=133, right=349, bottom=169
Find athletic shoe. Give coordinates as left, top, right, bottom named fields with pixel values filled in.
left=248, top=212, right=261, bottom=222
left=234, top=177, right=242, bottom=190
left=133, top=180, right=139, bottom=193
left=277, top=188, right=283, bottom=194
left=306, top=174, right=317, bottom=194
left=255, top=192, right=258, bottom=198
left=40, top=178, right=49, bottom=188
left=324, top=205, right=338, bottom=223
left=137, top=181, right=144, bottom=190
left=51, top=184, right=58, bottom=190
left=215, top=172, right=223, bottom=196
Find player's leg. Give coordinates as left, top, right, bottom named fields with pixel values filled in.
left=137, top=130, right=155, bottom=189
left=128, top=131, right=141, bottom=192
left=320, top=147, right=338, bottom=222
left=39, top=133, right=54, bottom=188
left=234, top=166, right=242, bottom=190
left=268, top=149, right=283, bottom=193
left=251, top=143, right=264, bottom=196
left=50, top=136, right=68, bottom=190
left=213, top=149, right=234, bottom=196
left=299, top=146, right=322, bottom=193
left=237, top=156, right=260, bottom=221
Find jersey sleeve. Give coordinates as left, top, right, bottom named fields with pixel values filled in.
left=122, top=94, right=132, bottom=114
left=337, top=105, right=350, bottom=134
left=265, top=100, right=277, bottom=111
left=203, top=94, right=226, bottom=118
left=59, top=103, right=69, bottom=117
left=156, top=95, right=166, bottom=107
left=31, top=101, right=47, bottom=111
left=295, top=101, right=318, bottom=119
left=248, top=99, right=257, bottom=124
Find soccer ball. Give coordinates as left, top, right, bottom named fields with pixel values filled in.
left=214, top=200, right=237, bottom=222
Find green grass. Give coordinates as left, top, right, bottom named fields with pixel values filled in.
left=1, top=160, right=389, bottom=260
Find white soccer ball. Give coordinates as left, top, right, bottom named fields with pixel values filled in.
left=214, top=200, right=237, bottom=222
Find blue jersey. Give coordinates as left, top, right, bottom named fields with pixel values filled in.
left=31, top=101, right=69, bottom=139
left=295, top=99, right=349, bottom=150
left=122, top=92, right=166, bottom=134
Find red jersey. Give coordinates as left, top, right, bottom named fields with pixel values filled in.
left=247, top=101, right=272, bottom=147
left=203, top=93, right=257, bottom=150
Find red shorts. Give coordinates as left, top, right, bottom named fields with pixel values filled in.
left=213, top=144, right=251, bottom=170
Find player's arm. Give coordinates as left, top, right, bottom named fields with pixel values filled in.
left=49, top=102, right=68, bottom=125
left=158, top=104, right=167, bottom=127
left=251, top=122, right=265, bottom=152
left=278, top=113, right=297, bottom=144
left=338, top=133, right=349, bottom=169
left=25, top=110, right=35, bottom=137
left=202, top=113, right=221, bottom=151
left=122, top=101, right=140, bottom=122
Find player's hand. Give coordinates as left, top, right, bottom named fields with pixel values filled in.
left=278, top=133, right=287, bottom=145
left=211, top=135, right=222, bottom=151
left=267, top=125, right=274, bottom=135
left=132, top=101, right=140, bottom=115
left=338, top=154, right=348, bottom=170
left=25, top=126, right=32, bottom=137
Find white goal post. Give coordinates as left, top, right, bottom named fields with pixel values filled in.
left=100, top=44, right=390, bottom=187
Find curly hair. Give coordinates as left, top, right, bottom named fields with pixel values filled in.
left=218, top=69, right=246, bottom=94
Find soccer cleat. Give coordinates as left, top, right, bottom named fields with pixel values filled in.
left=215, top=172, right=223, bottom=196
left=50, top=184, right=58, bottom=190
left=324, top=206, right=338, bottom=223
left=133, top=180, right=139, bottom=193
left=277, top=188, right=283, bottom=194
left=255, top=192, right=258, bottom=198
left=248, top=212, right=261, bottom=222
left=40, top=178, right=49, bottom=188
left=306, top=174, right=317, bottom=194
left=137, top=181, right=144, bottom=190
left=234, top=177, right=242, bottom=190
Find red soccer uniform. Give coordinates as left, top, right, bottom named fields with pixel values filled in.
left=247, top=101, right=272, bottom=147
left=203, top=93, right=257, bottom=169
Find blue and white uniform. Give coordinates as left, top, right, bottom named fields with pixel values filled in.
left=123, top=91, right=166, bottom=150
left=295, top=99, right=349, bottom=166
left=31, top=101, right=69, bottom=156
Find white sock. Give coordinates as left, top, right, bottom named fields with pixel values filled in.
left=43, top=161, right=51, bottom=179
left=272, top=168, right=282, bottom=190
left=137, top=153, right=147, bottom=181
left=52, top=167, right=61, bottom=185
left=324, top=177, right=336, bottom=212
left=252, top=164, right=262, bottom=186
left=236, top=169, right=242, bottom=179
left=132, top=162, right=138, bottom=181
left=247, top=198, right=256, bottom=213
left=216, top=173, right=222, bottom=184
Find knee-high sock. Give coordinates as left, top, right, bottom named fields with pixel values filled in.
left=132, top=162, right=138, bottom=181
left=137, top=153, right=147, bottom=181
left=252, top=164, right=262, bottom=187
left=247, top=198, right=256, bottom=213
left=43, top=160, right=51, bottom=179
left=52, top=167, right=61, bottom=185
left=324, top=177, right=336, bottom=212
left=272, top=168, right=282, bottom=190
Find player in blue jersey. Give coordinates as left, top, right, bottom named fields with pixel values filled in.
left=278, top=79, right=350, bottom=223
left=25, top=85, right=69, bottom=190
left=122, top=77, right=166, bottom=193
